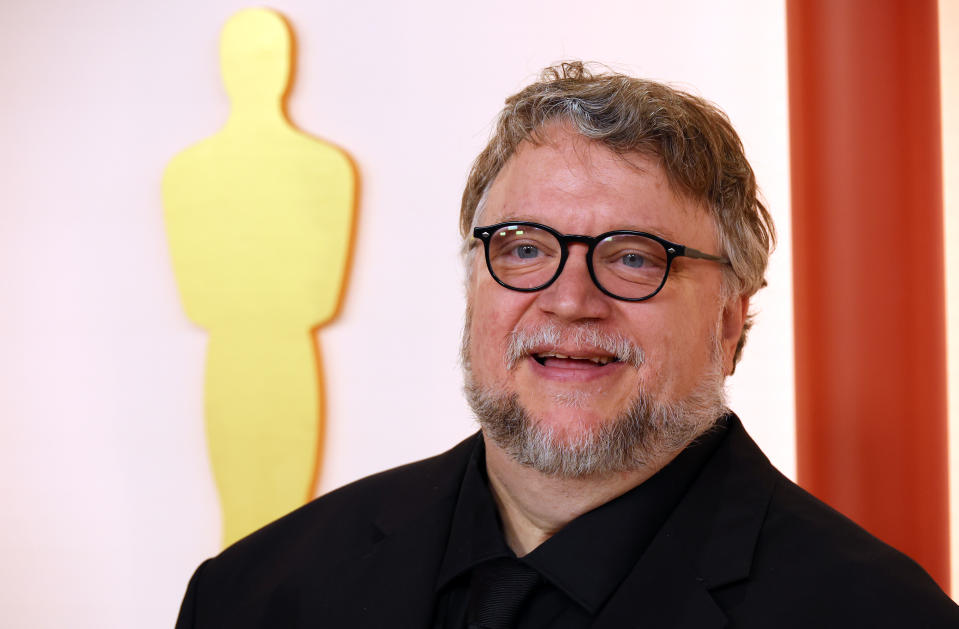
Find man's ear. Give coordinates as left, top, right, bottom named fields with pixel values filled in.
left=721, top=295, right=750, bottom=375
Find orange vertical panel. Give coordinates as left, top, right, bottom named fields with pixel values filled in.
left=787, top=0, right=949, bottom=588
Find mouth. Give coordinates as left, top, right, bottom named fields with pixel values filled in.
left=505, top=323, right=644, bottom=374
left=531, top=351, right=621, bottom=368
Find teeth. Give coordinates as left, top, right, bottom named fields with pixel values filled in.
left=535, top=352, right=615, bottom=366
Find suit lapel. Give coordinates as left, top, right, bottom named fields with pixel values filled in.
left=319, top=435, right=480, bottom=627
left=680, top=419, right=777, bottom=589
left=591, top=534, right=727, bottom=629
left=321, top=500, right=456, bottom=627
left=593, top=416, right=778, bottom=628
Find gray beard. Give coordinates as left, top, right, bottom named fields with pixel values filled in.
left=462, top=321, right=728, bottom=479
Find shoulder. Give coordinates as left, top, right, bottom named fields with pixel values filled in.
left=283, top=128, right=355, bottom=174
left=227, top=432, right=474, bottom=560
left=764, top=474, right=948, bottom=591
left=721, top=446, right=958, bottom=625
left=175, top=434, right=478, bottom=626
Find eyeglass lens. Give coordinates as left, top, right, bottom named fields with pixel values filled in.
left=486, top=224, right=669, bottom=300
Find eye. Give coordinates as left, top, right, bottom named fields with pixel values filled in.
left=487, top=225, right=559, bottom=270
left=620, top=252, right=646, bottom=268
left=515, top=244, right=540, bottom=259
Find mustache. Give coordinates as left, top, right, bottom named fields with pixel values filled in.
left=505, top=323, right=645, bottom=370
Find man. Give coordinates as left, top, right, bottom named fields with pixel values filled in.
left=175, top=63, right=959, bottom=628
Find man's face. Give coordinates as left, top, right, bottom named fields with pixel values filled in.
left=465, top=123, right=745, bottom=469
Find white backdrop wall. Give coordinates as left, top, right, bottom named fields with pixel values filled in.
left=0, top=1, right=794, bottom=627
left=941, top=0, right=959, bottom=596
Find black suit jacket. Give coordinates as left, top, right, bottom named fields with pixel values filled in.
left=175, top=417, right=959, bottom=628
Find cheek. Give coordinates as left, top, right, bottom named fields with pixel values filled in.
left=467, top=290, right=508, bottom=373
left=469, top=311, right=499, bottom=364
left=627, top=303, right=718, bottom=387
left=467, top=286, right=533, bottom=384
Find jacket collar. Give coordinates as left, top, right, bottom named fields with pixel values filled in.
left=320, top=434, right=480, bottom=627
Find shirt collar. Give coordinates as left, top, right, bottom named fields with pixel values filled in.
left=434, top=418, right=730, bottom=613
left=435, top=437, right=512, bottom=591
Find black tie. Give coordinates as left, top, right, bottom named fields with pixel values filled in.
left=467, top=557, right=541, bottom=629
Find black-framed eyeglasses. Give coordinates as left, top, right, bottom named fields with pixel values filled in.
left=472, top=221, right=731, bottom=302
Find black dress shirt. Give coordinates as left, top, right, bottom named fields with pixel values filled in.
left=431, top=417, right=730, bottom=628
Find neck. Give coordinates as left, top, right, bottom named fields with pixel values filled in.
left=483, top=436, right=678, bottom=556
left=225, top=99, right=286, bottom=127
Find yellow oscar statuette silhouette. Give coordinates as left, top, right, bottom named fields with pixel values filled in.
left=162, top=8, right=355, bottom=547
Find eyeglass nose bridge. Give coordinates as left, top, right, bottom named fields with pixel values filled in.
left=536, top=232, right=592, bottom=293
left=549, top=233, right=603, bottom=293
left=558, top=233, right=595, bottom=246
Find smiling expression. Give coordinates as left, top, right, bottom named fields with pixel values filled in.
left=465, top=123, right=744, bottom=444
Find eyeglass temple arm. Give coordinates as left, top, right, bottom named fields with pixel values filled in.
left=682, top=246, right=731, bottom=265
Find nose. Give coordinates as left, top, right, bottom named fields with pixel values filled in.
left=536, top=244, right=612, bottom=322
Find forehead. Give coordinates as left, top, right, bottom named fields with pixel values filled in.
left=482, top=124, right=714, bottom=245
